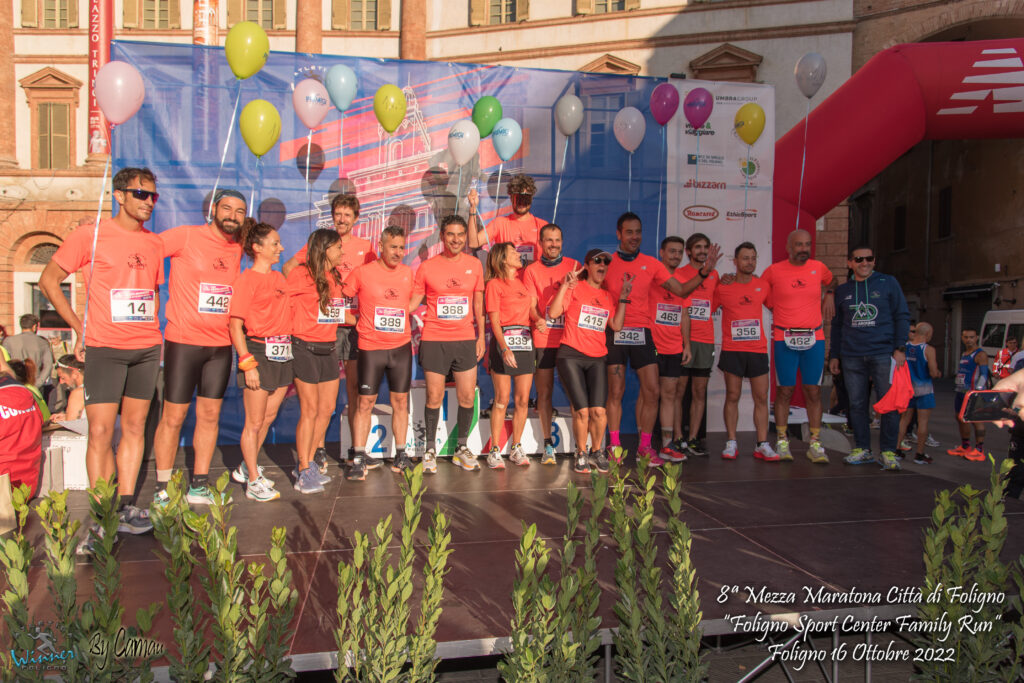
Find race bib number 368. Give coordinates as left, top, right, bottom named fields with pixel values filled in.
left=437, top=296, right=469, bottom=320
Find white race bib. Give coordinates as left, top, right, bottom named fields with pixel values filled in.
left=516, top=244, right=535, bottom=265
left=110, top=289, right=155, bottom=323
left=783, top=329, right=816, bottom=350
left=317, top=298, right=344, bottom=324
left=374, top=307, right=406, bottom=333
left=503, top=326, right=533, bottom=352
left=342, top=295, right=358, bottom=313
left=264, top=335, right=293, bottom=362
left=578, top=305, right=609, bottom=332
left=544, top=305, right=564, bottom=330
left=436, top=295, right=469, bottom=320
left=730, top=319, right=761, bottom=342
left=655, top=303, right=682, bottom=327
left=689, top=298, right=711, bottom=322
left=614, top=326, right=645, bottom=346
left=198, top=283, right=232, bottom=314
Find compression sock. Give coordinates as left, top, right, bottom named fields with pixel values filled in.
left=962, top=438, right=971, bottom=449
left=640, top=432, right=652, bottom=450
left=610, top=431, right=621, bottom=447
left=457, top=405, right=474, bottom=446
left=661, top=429, right=674, bottom=448
left=156, top=469, right=172, bottom=484
left=424, top=406, right=440, bottom=450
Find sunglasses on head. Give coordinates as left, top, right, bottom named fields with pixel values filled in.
left=123, top=188, right=159, bottom=202
left=589, top=255, right=612, bottom=265
left=852, top=255, right=875, bottom=263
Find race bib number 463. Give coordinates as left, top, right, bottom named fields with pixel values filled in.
left=655, top=303, right=682, bottom=326
left=198, top=283, right=232, bottom=314
left=110, top=289, right=155, bottom=323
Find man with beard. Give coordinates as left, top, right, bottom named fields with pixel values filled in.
left=152, top=189, right=245, bottom=505
left=760, top=229, right=835, bottom=463
left=467, top=174, right=546, bottom=268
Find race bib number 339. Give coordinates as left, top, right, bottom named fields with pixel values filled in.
left=111, top=289, right=155, bottom=323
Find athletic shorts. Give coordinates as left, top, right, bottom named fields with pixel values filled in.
left=657, top=352, right=683, bottom=379
left=556, top=345, right=607, bottom=409
left=605, top=327, right=657, bottom=370
left=358, top=343, right=413, bottom=395
left=488, top=337, right=535, bottom=377
left=954, top=391, right=966, bottom=415
left=292, top=337, right=340, bottom=384
left=909, top=393, right=936, bottom=410
left=682, top=341, right=715, bottom=377
left=336, top=325, right=359, bottom=362
left=773, top=339, right=826, bottom=386
left=83, top=344, right=160, bottom=406
left=236, top=337, right=293, bottom=393
left=419, top=339, right=477, bottom=375
left=164, top=340, right=232, bottom=404
left=718, top=350, right=770, bottom=379
left=535, top=346, right=559, bottom=371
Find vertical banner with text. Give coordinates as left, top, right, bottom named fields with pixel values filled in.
left=87, top=0, right=113, bottom=158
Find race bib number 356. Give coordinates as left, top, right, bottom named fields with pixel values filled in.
left=198, top=283, right=232, bottom=314
left=730, top=319, right=761, bottom=342
left=111, top=289, right=155, bottom=323
left=374, top=307, right=406, bottom=333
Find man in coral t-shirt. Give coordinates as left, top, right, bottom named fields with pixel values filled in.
left=467, top=174, right=547, bottom=267
left=39, top=167, right=165, bottom=545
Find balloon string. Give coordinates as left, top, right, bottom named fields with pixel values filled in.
left=381, top=141, right=388, bottom=235
left=249, top=156, right=261, bottom=218
left=795, top=98, right=811, bottom=232
left=692, top=133, right=700, bottom=232
left=209, top=80, right=243, bottom=222
left=306, top=129, right=313, bottom=233
left=339, top=116, right=345, bottom=176
left=743, top=146, right=751, bottom=233
left=627, top=153, right=632, bottom=213
left=656, top=127, right=664, bottom=249
left=82, top=146, right=112, bottom=352
left=456, top=165, right=463, bottom=218
left=552, top=136, right=569, bottom=224
left=495, top=162, right=503, bottom=211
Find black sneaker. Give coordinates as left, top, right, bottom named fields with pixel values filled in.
left=573, top=451, right=591, bottom=474
left=391, top=451, right=413, bottom=473
left=686, top=439, right=708, bottom=457
left=347, top=455, right=367, bottom=481
left=591, top=449, right=610, bottom=474
left=346, top=447, right=356, bottom=466
left=913, top=453, right=933, bottom=465
left=313, top=447, right=330, bottom=474
left=895, top=448, right=907, bottom=461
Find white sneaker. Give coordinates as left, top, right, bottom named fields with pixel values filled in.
left=423, top=448, right=438, bottom=474
left=232, top=463, right=265, bottom=484
left=926, top=435, right=940, bottom=448
left=509, top=443, right=530, bottom=467
left=722, top=440, right=738, bottom=460
left=754, top=442, right=780, bottom=462
left=487, top=448, right=505, bottom=470
left=246, top=478, right=281, bottom=502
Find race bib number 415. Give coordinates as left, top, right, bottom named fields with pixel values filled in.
left=198, top=283, right=232, bottom=314
left=579, top=305, right=609, bottom=332
left=110, top=289, right=155, bottom=323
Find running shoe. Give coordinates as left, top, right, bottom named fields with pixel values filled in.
left=294, top=465, right=325, bottom=493
left=880, top=450, right=901, bottom=471
left=609, top=445, right=626, bottom=464
left=637, top=445, right=659, bottom=467
left=647, top=453, right=667, bottom=468
left=913, top=453, right=934, bottom=465
left=510, top=443, right=530, bottom=467
left=292, top=464, right=330, bottom=486
left=592, top=449, right=610, bottom=473
left=313, top=447, right=330, bottom=475
left=660, top=445, right=687, bottom=463
left=232, top=463, right=266, bottom=483
left=685, top=438, right=708, bottom=457
left=186, top=485, right=215, bottom=506
left=807, top=440, right=829, bottom=464
left=900, top=438, right=915, bottom=451
left=365, top=456, right=383, bottom=470
left=423, top=448, right=438, bottom=475
left=895, top=449, right=907, bottom=460
left=844, top=448, right=875, bottom=465
left=721, top=440, right=738, bottom=460
left=963, top=447, right=986, bottom=462
left=487, top=448, right=506, bottom=470
left=453, top=446, right=481, bottom=471
left=346, top=447, right=356, bottom=465
left=926, top=435, right=940, bottom=448
left=947, top=446, right=967, bottom=457
left=573, top=451, right=591, bottom=474
left=869, top=418, right=880, bottom=430
left=541, top=443, right=557, bottom=465
left=117, top=505, right=153, bottom=534
left=152, top=489, right=170, bottom=509
left=347, top=455, right=367, bottom=481
left=775, top=439, right=793, bottom=462
left=391, top=451, right=414, bottom=473
left=76, top=523, right=117, bottom=556
left=754, top=442, right=781, bottom=462
left=246, top=479, right=281, bottom=502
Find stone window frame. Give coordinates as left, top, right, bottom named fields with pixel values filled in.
left=20, top=0, right=79, bottom=28
left=19, top=67, right=82, bottom=171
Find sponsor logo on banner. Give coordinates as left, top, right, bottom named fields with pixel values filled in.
left=683, top=205, right=719, bottom=221
left=683, top=179, right=726, bottom=190
left=739, top=157, right=761, bottom=179
left=685, top=122, right=715, bottom=136
left=687, top=153, right=725, bottom=168
left=714, top=94, right=760, bottom=103
left=726, top=209, right=758, bottom=221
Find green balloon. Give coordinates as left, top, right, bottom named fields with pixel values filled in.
left=472, top=96, right=503, bottom=138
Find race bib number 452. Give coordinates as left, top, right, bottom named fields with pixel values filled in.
left=111, top=289, right=155, bottom=323
left=198, top=283, right=232, bottom=314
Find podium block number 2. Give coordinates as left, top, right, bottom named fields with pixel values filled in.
left=370, top=424, right=387, bottom=454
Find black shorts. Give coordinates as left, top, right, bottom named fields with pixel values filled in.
left=236, top=337, right=294, bottom=392
left=488, top=337, right=535, bottom=377
left=358, top=343, right=413, bottom=395
left=605, top=327, right=657, bottom=369
left=419, top=339, right=477, bottom=375
left=535, top=346, right=559, bottom=371
left=292, top=337, right=340, bottom=384
left=718, top=350, right=770, bottom=379
left=83, top=344, right=161, bottom=406
left=336, top=325, right=359, bottom=362
left=657, top=352, right=683, bottom=379
left=163, top=339, right=233, bottom=404
left=556, top=345, right=607, bottom=409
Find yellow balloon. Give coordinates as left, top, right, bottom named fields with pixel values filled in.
left=239, top=99, right=281, bottom=158
left=225, top=21, right=269, bottom=80
left=734, top=102, right=766, bottom=146
left=374, top=84, right=407, bottom=134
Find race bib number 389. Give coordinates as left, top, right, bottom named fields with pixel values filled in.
left=110, top=289, right=155, bottom=323
left=374, top=307, right=406, bottom=333
left=198, top=283, right=232, bottom=314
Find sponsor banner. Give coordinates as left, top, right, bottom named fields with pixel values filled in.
left=87, top=0, right=113, bottom=155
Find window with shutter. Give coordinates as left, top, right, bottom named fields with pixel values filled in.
left=377, top=0, right=390, bottom=30
left=488, top=0, right=513, bottom=24
left=594, top=0, right=625, bottom=12
left=469, top=0, right=485, bottom=26
left=351, top=0, right=376, bottom=29
left=42, top=0, right=69, bottom=28
left=332, top=0, right=350, bottom=29
left=38, top=103, right=70, bottom=170
left=123, top=0, right=139, bottom=27
left=515, top=0, right=528, bottom=22
left=227, top=0, right=242, bottom=26
left=142, top=0, right=170, bottom=28
left=21, top=0, right=38, bottom=27
left=272, top=0, right=285, bottom=29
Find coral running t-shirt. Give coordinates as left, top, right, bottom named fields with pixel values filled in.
left=761, top=259, right=833, bottom=341
left=603, top=253, right=671, bottom=329
left=675, top=263, right=719, bottom=345
left=52, top=218, right=164, bottom=350
left=561, top=281, right=616, bottom=358
left=293, top=236, right=375, bottom=325
left=160, top=224, right=242, bottom=347
left=413, top=252, right=484, bottom=342
left=485, top=213, right=547, bottom=267
left=522, top=258, right=580, bottom=348
left=648, top=277, right=689, bottom=355
left=715, top=276, right=770, bottom=353
left=485, top=276, right=533, bottom=327
left=342, top=260, right=414, bottom=351
left=286, top=266, right=344, bottom=343
left=230, top=268, right=291, bottom=339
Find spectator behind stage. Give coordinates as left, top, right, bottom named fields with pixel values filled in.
left=2, top=314, right=55, bottom=394
left=7, top=359, right=50, bottom=422
left=0, top=355, right=44, bottom=498
left=50, top=355, right=85, bottom=423
left=994, top=336, right=1019, bottom=379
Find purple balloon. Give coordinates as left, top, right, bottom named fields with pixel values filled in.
left=683, top=87, right=713, bottom=130
left=650, top=83, right=680, bottom=126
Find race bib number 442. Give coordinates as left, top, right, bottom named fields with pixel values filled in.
left=110, top=289, right=155, bottom=323
left=198, top=283, right=232, bottom=314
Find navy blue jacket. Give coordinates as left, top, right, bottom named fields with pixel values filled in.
left=830, top=272, right=910, bottom=358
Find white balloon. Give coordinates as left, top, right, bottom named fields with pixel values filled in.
left=613, top=106, right=646, bottom=153
left=555, top=94, right=584, bottom=137
left=447, top=119, right=481, bottom=167
left=795, top=52, right=828, bottom=98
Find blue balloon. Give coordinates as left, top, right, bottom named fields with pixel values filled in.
left=325, top=64, right=358, bottom=112
left=491, top=117, right=523, bottom=162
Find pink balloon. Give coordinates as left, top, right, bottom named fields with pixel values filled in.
left=292, top=78, right=331, bottom=130
left=94, top=61, right=145, bottom=126
left=683, top=87, right=714, bottom=130
left=650, top=83, right=679, bottom=126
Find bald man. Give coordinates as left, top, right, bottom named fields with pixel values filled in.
left=760, top=230, right=835, bottom=462
left=892, top=321, right=940, bottom=464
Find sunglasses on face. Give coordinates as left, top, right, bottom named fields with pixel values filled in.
left=123, top=188, right=159, bottom=202
left=589, top=256, right=612, bottom=266
left=511, top=193, right=533, bottom=200
left=852, top=255, right=875, bottom=263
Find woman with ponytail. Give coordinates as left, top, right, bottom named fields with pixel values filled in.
left=286, top=228, right=344, bottom=494
left=227, top=218, right=288, bottom=502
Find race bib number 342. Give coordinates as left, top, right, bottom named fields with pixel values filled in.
left=614, top=327, right=645, bottom=346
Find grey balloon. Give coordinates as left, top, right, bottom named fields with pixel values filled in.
left=795, top=52, right=827, bottom=98
left=554, top=94, right=584, bottom=137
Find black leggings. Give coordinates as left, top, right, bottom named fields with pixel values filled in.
left=163, top=340, right=232, bottom=403
left=556, top=344, right=607, bottom=409
left=357, top=343, right=413, bottom=395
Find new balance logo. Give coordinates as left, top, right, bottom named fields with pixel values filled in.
left=938, top=47, right=1024, bottom=116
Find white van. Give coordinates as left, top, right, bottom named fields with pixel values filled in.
left=979, top=309, right=1024, bottom=362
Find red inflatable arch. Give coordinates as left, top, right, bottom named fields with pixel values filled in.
left=773, top=38, right=1024, bottom=260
